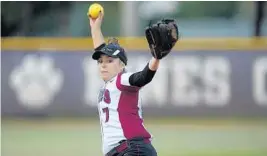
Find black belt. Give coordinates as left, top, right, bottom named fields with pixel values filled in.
left=105, top=137, right=150, bottom=156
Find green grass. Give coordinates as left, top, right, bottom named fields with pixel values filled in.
left=2, top=117, right=267, bottom=156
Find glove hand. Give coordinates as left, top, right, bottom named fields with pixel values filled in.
left=145, top=19, right=179, bottom=59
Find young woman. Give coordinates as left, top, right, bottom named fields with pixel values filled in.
left=89, top=11, right=178, bottom=156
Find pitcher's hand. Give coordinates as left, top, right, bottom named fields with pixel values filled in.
left=89, top=11, right=104, bottom=30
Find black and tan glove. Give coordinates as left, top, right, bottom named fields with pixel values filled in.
left=145, top=19, right=179, bottom=59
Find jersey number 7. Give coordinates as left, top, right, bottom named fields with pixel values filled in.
left=102, top=107, right=109, bottom=122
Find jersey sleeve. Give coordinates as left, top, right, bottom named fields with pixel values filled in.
left=116, top=72, right=141, bottom=92
left=116, top=63, right=157, bottom=92
left=128, top=63, right=156, bottom=87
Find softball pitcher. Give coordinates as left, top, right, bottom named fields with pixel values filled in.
left=89, top=11, right=179, bottom=156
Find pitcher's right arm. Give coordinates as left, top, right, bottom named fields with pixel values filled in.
left=89, top=12, right=106, bottom=50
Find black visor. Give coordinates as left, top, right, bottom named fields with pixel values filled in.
left=92, top=43, right=128, bottom=65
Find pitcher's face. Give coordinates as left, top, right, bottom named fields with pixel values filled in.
left=97, top=55, right=124, bottom=81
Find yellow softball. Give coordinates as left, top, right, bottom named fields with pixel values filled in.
left=87, top=3, right=104, bottom=19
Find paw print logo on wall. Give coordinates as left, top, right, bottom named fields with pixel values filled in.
left=9, top=55, right=64, bottom=109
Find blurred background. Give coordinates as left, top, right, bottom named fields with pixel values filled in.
left=1, top=1, right=267, bottom=37
left=1, top=1, right=267, bottom=156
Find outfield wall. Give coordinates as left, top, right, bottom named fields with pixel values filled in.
left=1, top=38, right=267, bottom=117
